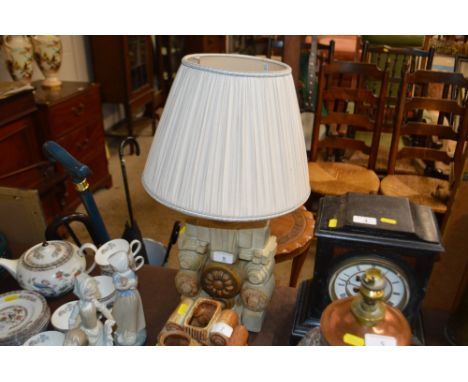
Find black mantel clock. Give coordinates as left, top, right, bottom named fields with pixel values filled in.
left=291, top=193, right=444, bottom=344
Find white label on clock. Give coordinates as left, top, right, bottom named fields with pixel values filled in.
left=212, top=251, right=235, bottom=264
left=365, top=334, right=397, bottom=346
left=353, top=215, right=377, bottom=225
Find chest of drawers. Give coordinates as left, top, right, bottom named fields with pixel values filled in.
left=0, top=88, right=66, bottom=223
left=34, top=81, right=112, bottom=213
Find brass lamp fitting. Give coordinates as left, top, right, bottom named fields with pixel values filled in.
left=351, top=268, right=386, bottom=326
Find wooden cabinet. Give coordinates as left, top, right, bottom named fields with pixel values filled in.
left=154, top=36, right=185, bottom=97
left=154, top=36, right=226, bottom=100
left=0, top=91, right=40, bottom=174
left=34, top=81, right=112, bottom=213
left=0, top=89, right=66, bottom=223
left=183, top=36, right=226, bottom=54
left=89, top=36, right=156, bottom=136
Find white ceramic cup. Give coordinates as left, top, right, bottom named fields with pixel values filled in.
left=93, top=275, right=116, bottom=307
left=79, top=239, right=142, bottom=275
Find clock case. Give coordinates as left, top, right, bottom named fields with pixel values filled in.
left=291, top=193, right=444, bottom=344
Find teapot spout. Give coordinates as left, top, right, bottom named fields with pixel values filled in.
left=0, top=258, right=18, bottom=280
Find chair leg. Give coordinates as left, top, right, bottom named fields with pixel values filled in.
left=289, top=246, right=310, bottom=287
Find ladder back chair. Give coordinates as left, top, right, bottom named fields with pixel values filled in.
left=308, top=62, right=389, bottom=197
left=300, top=37, right=335, bottom=156
left=352, top=43, right=437, bottom=174
left=361, top=41, right=435, bottom=132
left=380, top=70, right=468, bottom=214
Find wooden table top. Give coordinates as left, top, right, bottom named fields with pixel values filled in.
left=271, top=206, right=315, bottom=261
left=0, top=265, right=298, bottom=346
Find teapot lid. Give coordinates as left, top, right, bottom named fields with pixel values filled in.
left=22, top=241, right=75, bottom=271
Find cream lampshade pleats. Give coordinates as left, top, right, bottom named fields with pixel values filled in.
left=142, top=54, right=310, bottom=222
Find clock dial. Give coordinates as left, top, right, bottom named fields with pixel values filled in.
left=328, top=256, right=410, bottom=311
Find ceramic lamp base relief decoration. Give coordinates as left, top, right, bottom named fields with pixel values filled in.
left=175, top=219, right=276, bottom=332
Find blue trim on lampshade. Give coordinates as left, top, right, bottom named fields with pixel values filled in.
left=182, top=53, right=292, bottom=78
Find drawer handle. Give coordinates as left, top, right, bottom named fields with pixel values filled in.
left=71, top=103, right=85, bottom=116
left=76, top=138, right=90, bottom=151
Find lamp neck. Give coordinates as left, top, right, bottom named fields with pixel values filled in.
left=186, top=218, right=269, bottom=230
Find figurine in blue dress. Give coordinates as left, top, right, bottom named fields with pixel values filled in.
left=108, top=251, right=146, bottom=346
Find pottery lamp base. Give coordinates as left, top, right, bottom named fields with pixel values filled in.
left=175, top=219, right=277, bottom=333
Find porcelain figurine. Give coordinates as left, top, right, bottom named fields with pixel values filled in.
left=68, top=273, right=115, bottom=346
left=108, top=251, right=146, bottom=346
left=63, top=328, right=89, bottom=346
left=0, top=241, right=95, bottom=298
left=1, top=35, right=34, bottom=83
left=31, top=35, right=62, bottom=88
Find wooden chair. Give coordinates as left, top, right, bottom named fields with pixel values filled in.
left=345, top=43, right=436, bottom=174
left=361, top=42, right=435, bottom=132
left=300, top=38, right=335, bottom=113
left=308, top=62, right=389, bottom=196
left=380, top=70, right=468, bottom=214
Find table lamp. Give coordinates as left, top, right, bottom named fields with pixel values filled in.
left=142, top=54, right=310, bottom=332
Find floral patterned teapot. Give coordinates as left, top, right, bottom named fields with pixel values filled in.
left=0, top=241, right=95, bottom=298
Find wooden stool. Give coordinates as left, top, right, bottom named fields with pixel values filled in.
left=271, top=206, right=315, bottom=287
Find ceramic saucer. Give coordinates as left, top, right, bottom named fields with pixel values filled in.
left=23, top=330, right=65, bottom=346
left=0, top=290, right=50, bottom=346
left=51, top=301, right=79, bottom=332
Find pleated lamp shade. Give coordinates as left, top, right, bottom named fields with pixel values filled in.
left=142, top=54, right=310, bottom=222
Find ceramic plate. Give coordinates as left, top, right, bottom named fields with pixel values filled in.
left=51, top=301, right=79, bottom=332
left=23, top=330, right=65, bottom=346
left=0, top=290, right=50, bottom=345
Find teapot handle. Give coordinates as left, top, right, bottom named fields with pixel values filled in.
left=79, top=243, right=97, bottom=274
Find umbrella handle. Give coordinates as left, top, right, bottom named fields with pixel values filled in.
left=119, top=136, right=140, bottom=160
left=43, top=141, right=91, bottom=183
left=42, top=141, right=110, bottom=244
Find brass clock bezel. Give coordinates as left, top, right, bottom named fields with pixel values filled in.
left=327, top=255, right=411, bottom=311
